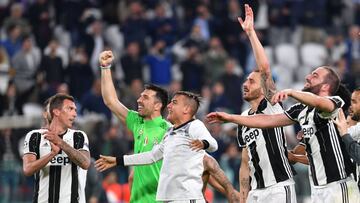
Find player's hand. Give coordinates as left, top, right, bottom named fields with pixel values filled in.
left=95, top=155, right=117, bottom=172
left=271, top=89, right=292, bottom=104
left=189, top=139, right=205, bottom=151
left=333, top=109, right=348, bottom=137
left=238, top=4, right=254, bottom=35
left=50, top=142, right=61, bottom=155
left=206, top=112, right=231, bottom=124
left=43, top=130, right=62, bottom=146
left=99, top=50, right=114, bottom=67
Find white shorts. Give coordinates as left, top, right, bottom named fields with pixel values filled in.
left=311, top=178, right=360, bottom=203
left=247, top=179, right=297, bottom=203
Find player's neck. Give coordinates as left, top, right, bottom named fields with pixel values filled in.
left=249, top=96, right=264, bottom=112
left=173, top=116, right=193, bottom=129
left=49, top=119, right=67, bottom=135
left=144, top=112, right=162, bottom=121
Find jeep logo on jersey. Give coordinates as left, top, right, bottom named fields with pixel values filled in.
left=50, top=155, right=70, bottom=166
left=302, top=124, right=315, bottom=139
left=244, top=128, right=260, bottom=144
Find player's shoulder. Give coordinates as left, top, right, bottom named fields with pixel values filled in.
left=68, top=129, right=88, bottom=137
left=25, top=128, right=46, bottom=138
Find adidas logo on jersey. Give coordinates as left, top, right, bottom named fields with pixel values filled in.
left=50, top=155, right=70, bottom=166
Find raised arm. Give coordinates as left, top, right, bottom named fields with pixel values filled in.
left=99, top=51, right=129, bottom=122
left=206, top=111, right=294, bottom=129
left=272, top=89, right=340, bottom=113
left=239, top=4, right=275, bottom=101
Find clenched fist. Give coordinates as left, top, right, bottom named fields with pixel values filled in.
left=99, top=50, right=114, bottom=67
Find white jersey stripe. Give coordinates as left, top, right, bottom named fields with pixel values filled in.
left=276, top=127, right=292, bottom=177
left=329, top=123, right=346, bottom=178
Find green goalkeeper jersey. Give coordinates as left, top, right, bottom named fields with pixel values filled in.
left=126, top=110, right=170, bottom=203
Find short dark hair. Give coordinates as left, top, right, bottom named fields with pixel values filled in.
left=354, top=87, right=360, bottom=92
left=174, top=91, right=201, bottom=116
left=49, top=93, right=75, bottom=118
left=322, top=66, right=340, bottom=95
left=144, top=84, right=168, bottom=114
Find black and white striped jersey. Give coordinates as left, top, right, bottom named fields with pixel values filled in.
left=23, top=128, right=89, bottom=203
left=237, top=98, right=294, bottom=189
left=284, top=96, right=356, bottom=186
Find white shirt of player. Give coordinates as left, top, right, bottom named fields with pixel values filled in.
left=23, top=128, right=89, bottom=203
left=123, top=119, right=218, bottom=201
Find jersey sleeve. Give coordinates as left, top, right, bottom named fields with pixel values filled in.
left=348, top=123, right=360, bottom=141
left=237, top=125, right=246, bottom=148
left=284, top=103, right=304, bottom=122
left=23, top=130, right=41, bottom=156
left=189, top=120, right=218, bottom=152
left=74, top=131, right=90, bottom=152
left=318, top=96, right=344, bottom=119
left=126, top=110, right=142, bottom=133
left=123, top=142, right=164, bottom=166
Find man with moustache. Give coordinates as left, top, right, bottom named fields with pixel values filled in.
left=207, top=66, right=359, bottom=202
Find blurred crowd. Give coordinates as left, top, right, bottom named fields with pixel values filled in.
left=0, top=0, right=360, bottom=202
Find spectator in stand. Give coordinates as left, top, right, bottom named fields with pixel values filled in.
left=66, top=46, right=94, bottom=101
left=81, top=78, right=112, bottom=120
left=12, top=35, right=41, bottom=115
left=148, top=2, right=178, bottom=46
left=121, top=1, right=148, bottom=55
left=144, top=40, right=173, bottom=87
left=120, top=42, right=144, bottom=85
left=27, top=0, right=52, bottom=50
left=180, top=45, right=205, bottom=93
left=2, top=3, right=30, bottom=36
left=1, top=24, right=22, bottom=59
left=219, top=58, right=244, bottom=114
left=203, top=36, right=228, bottom=83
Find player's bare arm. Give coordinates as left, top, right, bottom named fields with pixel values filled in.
left=239, top=149, right=250, bottom=203
left=44, top=130, right=90, bottom=169
left=206, top=111, right=294, bottom=129
left=23, top=142, right=60, bottom=176
left=272, top=89, right=337, bottom=113
left=99, top=50, right=129, bottom=122
left=239, top=4, right=275, bottom=101
left=203, top=155, right=240, bottom=203
left=95, top=155, right=117, bottom=172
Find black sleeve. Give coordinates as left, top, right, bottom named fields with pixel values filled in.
left=284, top=103, right=304, bottom=122
left=237, top=125, right=246, bottom=148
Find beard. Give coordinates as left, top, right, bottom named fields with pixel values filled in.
left=302, top=83, right=323, bottom=95
left=351, top=112, right=360, bottom=121
left=243, top=87, right=262, bottom=102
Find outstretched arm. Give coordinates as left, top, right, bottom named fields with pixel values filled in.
left=203, top=155, right=240, bottom=203
left=239, top=4, right=275, bottom=101
left=99, top=51, right=129, bottom=122
left=272, top=89, right=340, bottom=113
left=206, top=111, right=294, bottom=129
